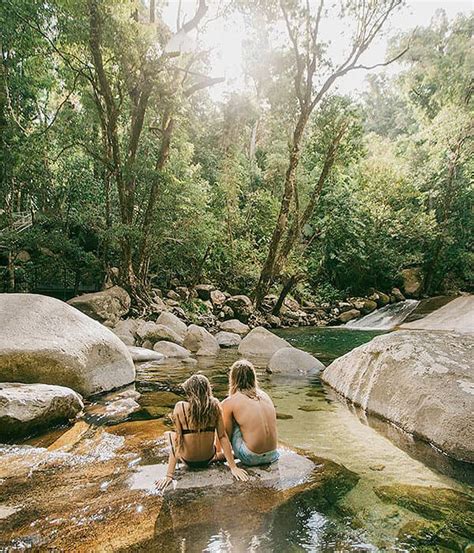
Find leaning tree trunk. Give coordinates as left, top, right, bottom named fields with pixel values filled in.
left=254, top=111, right=308, bottom=308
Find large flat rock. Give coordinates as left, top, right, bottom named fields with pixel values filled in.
left=400, top=295, right=474, bottom=333
left=0, top=294, right=135, bottom=397
left=322, top=330, right=474, bottom=462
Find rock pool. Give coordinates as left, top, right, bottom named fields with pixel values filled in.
left=0, top=328, right=472, bottom=551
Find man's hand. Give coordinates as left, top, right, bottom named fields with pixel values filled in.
left=230, top=466, right=249, bottom=481
left=156, top=476, right=174, bottom=491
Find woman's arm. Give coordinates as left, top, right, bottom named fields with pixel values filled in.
left=216, top=407, right=248, bottom=481
left=221, top=397, right=234, bottom=439
left=156, top=404, right=183, bottom=490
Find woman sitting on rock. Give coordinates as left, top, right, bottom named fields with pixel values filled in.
left=220, top=359, right=279, bottom=466
left=157, top=374, right=248, bottom=490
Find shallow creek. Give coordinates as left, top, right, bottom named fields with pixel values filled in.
left=0, top=328, right=472, bottom=551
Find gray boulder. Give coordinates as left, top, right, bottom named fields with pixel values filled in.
left=112, top=318, right=139, bottom=346
left=156, top=312, right=187, bottom=338
left=210, top=289, right=226, bottom=307
left=127, top=346, right=165, bottom=363
left=67, top=285, right=131, bottom=326
left=0, top=294, right=135, bottom=397
left=238, top=326, right=291, bottom=358
left=225, top=295, right=253, bottom=322
left=153, top=341, right=192, bottom=358
left=219, top=319, right=250, bottom=336
left=215, top=331, right=241, bottom=348
left=268, top=347, right=324, bottom=375
left=0, top=383, right=84, bottom=439
left=338, top=309, right=360, bottom=323
left=322, top=330, right=474, bottom=463
left=137, top=322, right=183, bottom=345
left=183, top=324, right=220, bottom=356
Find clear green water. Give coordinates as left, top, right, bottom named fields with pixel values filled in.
left=5, top=327, right=473, bottom=551
left=130, top=327, right=473, bottom=551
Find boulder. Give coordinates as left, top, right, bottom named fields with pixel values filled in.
left=156, top=312, right=187, bottom=339
left=238, top=326, right=291, bottom=358
left=391, top=287, right=406, bottom=302
left=225, top=295, right=253, bottom=322
left=375, top=291, right=390, bottom=307
left=210, top=289, right=226, bottom=307
left=166, top=290, right=181, bottom=301
left=0, top=294, right=135, bottom=397
left=137, top=322, right=183, bottom=346
left=153, top=341, right=192, bottom=359
left=103, top=398, right=141, bottom=423
left=67, top=286, right=131, bottom=326
left=266, top=314, right=282, bottom=328
left=215, top=331, right=241, bottom=348
left=183, top=324, right=220, bottom=356
left=401, top=295, right=474, bottom=333
left=175, top=286, right=190, bottom=301
left=127, top=347, right=165, bottom=363
left=0, top=383, right=84, bottom=439
left=194, top=284, right=215, bottom=301
left=361, top=299, right=377, bottom=314
left=268, top=347, right=324, bottom=375
left=219, top=319, right=250, bottom=336
left=322, top=330, right=474, bottom=463
left=337, top=309, right=360, bottom=323
left=112, top=318, right=139, bottom=346
left=218, top=305, right=234, bottom=319
left=400, top=267, right=424, bottom=298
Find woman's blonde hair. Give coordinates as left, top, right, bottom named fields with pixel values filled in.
left=175, top=374, right=219, bottom=452
left=229, top=359, right=260, bottom=399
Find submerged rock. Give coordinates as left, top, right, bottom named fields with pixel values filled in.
left=183, top=324, right=220, bottom=356
left=214, top=331, right=241, bottom=348
left=0, top=294, right=135, bottom=397
left=376, top=484, right=474, bottom=551
left=129, top=448, right=359, bottom=551
left=238, top=326, right=291, bottom=358
left=268, top=347, right=324, bottom=375
left=68, top=285, right=131, bottom=326
left=322, top=330, right=474, bottom=462
left=0, top=383, right=83, bottom=440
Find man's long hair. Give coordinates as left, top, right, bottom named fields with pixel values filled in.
left=229, top=359, right=261, bottom=399
left=175, top=374, right=219, bottom=453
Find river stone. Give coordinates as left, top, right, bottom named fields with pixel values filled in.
left=156, top=312, right=187, bottom=339
left=322, top=330, right=474, bottom=462
left=137, top=322, right=183, bottom=346
left=219, top=319, right=250, bottom=336
left=376, top=484, right=474, bottom=551
left=112, top=318, right=139, bottom=346
left=391, top=287, right=405, bottom=302
left=238, top=326, right=291, bottom=358
left=338, top=309, right=360, bottom=323
left=0, top=294, right=135, bottom=397
left=401, top=295, right=474, bottom=333
left=0, top=383, right=84, bottom=439
left=127, top=347, right=165, bottom=363
left=225, top=295, right=253, bottom=322
left=130, top=448, right=359, bottom=551
left=268, top=347, right=324, bottom=375
left=153, top=341, right=191, bottom=358
left=183, top=324, right=220, bottom=356
left=210, top=289, right=226, bottom=307
left=214, top=331, right=241, bottom=348
left=67, top=285, right=131, bottom=326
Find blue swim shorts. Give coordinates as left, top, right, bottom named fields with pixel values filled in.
left=231, top=424, right=279, bottom=466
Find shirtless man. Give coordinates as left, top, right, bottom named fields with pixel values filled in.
left=220, top=359, right=279, bottom=466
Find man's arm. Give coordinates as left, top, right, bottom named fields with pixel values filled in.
left=220, top=397, right=234, bottom=439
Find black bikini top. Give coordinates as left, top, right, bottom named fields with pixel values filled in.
left=179, top=402, right=215, bottom=435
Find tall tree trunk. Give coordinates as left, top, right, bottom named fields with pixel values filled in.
left=254, top=110, right=308, bottom=308
left=272, top=273, right=304, bottom=316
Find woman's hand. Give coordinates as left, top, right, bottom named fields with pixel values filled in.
left=230, top=466, right=249, bottom=481
left=156, top=476, right=174, bottom=491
